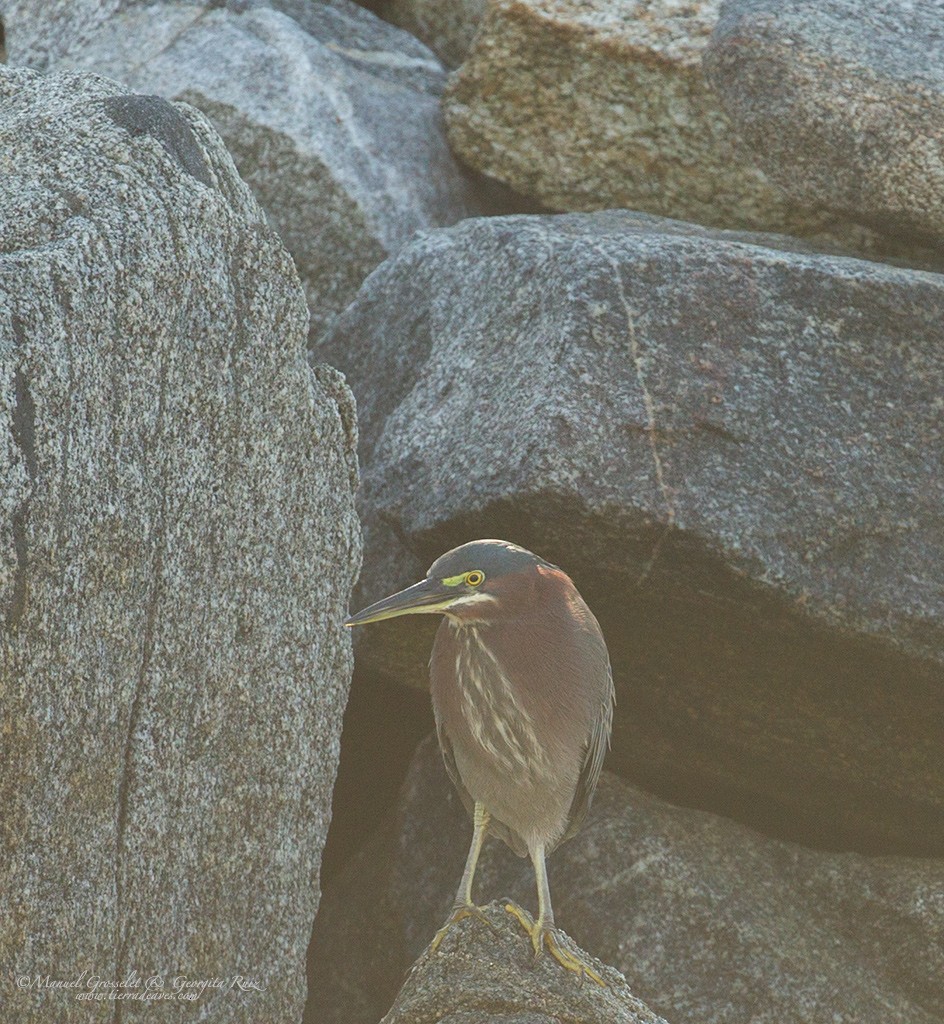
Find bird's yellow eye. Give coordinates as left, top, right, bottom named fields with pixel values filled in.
left=466, top=570, right=485, bottom=587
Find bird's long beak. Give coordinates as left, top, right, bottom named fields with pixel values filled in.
left=345, top=578, right=456, bottom=627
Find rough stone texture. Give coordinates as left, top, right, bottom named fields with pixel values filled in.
left=440, top=0, right=862, bottom=241
left=0, top=0, right=126, bottom=68
left=310, top=735, right=944, bottom=1024
left=316, top=210, right=944, bottom=856
left=379, top=901, right=664, bottom=1024
left=3, top=0, right=480, bottom=343
left=704, top=0, right=944, bottom=252
left=381, top=0, right=486, bottom=67
left=0, top=67, right=360, bottom=1022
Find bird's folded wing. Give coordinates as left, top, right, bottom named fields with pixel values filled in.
left=559, top=659, right=615, bottom=849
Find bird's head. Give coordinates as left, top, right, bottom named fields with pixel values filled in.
left=345, top=539, right=550, bottom=627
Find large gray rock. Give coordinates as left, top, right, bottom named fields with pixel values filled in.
left=310, top=736, right=944, bottom=1024
left=440, top=0, right=862, bottom=242
left=4, top=0, right=480, bottom=343
left=704, top=0, right=944, bottom=252
left=316, top=210, right=944, bottom=856
left=0, top=67, right=360, bottom=1022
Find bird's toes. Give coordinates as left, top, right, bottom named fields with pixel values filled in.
left=544, top=929, right=607, bottom=988
left=464, top=902, right=501, bottom=937
left=503, top=900, right=535, bottom=933
left=427, top=901, right=499, bottom=958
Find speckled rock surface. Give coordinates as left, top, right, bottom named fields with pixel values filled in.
left=0, top=0, right=125, bottom=68
left=4, top=0, right=479, bottom=343
left=0, top=67, right=360, bottom=1022
left=704, top=0, right=944, bottom=250
left=316, top=210, right=944, bottom=856
left=441, top=0, right=847, bottom=238
left=379, top=901, right=663, bottom=1024
left=310, top=736, right=944, bottom=1024
left=381, top=0, right=486, bottom=67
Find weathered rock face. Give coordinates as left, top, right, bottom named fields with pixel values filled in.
left=316, top=210, right=944, bottom=856
left=4, top=0, right=480, bottom=343
left=0, top=67, right=360, bottom=1022
left=704, top=0, right=944, bottom=252
left=310, top=735, right=944, bottom=1024
left=381, top=0, right=486, bottom=67
left=441, top=0, right=846, bottom=238
left=0, top=0, right=125, bottom=68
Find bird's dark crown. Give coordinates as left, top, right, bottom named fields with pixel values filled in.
left=427, top=539, right=552, bottom=582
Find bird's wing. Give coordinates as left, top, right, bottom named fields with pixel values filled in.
left=435, top=712, right=529, bottom=857
left=435, top=714, right=475, bottom=820
left=559, top=657, right=615, bottom=848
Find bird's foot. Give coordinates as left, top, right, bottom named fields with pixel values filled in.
left=542, top=928, right=607, bottom=987
left=427, top=901, right=499, bottom=956
left=504, top=902, right=607, bottom=987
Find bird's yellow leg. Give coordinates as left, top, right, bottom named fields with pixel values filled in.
left=428, top=803, right=497, bottom=955
left=504, top=844, right=606, bottom=987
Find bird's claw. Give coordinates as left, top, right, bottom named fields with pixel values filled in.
left=543, top=929, right=607, bottom=987
left=503, top=902, right=607, bottom=987
left=427, top=901, right=499, bottom=956
left=503, top=900, right=536, bottom=939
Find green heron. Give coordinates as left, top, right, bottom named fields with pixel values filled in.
left=346, top=539, right=614, bottom=984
